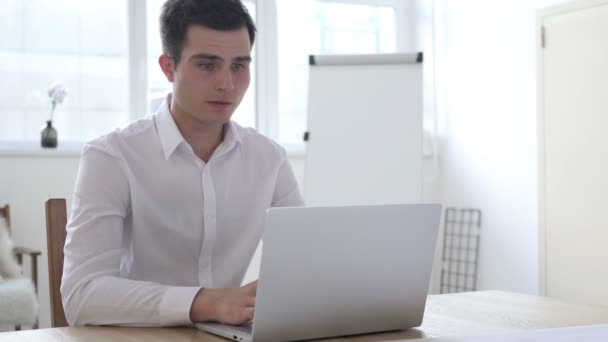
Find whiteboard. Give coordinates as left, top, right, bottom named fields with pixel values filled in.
left=304, top=53, right=423, bottom=206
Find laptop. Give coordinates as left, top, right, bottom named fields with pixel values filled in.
left=196, top=204, right=441, bottom=342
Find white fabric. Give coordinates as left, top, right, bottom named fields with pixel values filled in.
left=0, top=219, right=21, bottom=281
left=0, top=278, right=37, bottom=326
left=0, top=218, right=36, bottom=327
left=62, top=94, right=304, bottom=327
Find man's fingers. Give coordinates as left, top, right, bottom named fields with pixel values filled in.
left=243, top=307, right=254, bottom=322
left=245, top=296, right=255, bottom=307
left=229, top=299, right=255, bottom=325
left=243, top=280, right=258, bottom=295
left=244, top=280, right=257, bottom=288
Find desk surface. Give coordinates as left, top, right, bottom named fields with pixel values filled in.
left=3, top=291, right=608, bottom=341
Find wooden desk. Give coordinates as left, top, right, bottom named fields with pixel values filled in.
left=2, top=291, right=608, bottom=341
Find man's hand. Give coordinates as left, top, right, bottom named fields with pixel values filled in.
left=190, top=280, right=257, bottom=325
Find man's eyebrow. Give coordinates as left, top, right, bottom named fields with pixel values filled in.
left=190, top=54, right=252, bottom=62
left=190, top=53, right=222, bottom=61
left=233, top=56, right=252, bottom=62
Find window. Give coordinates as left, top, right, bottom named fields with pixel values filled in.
left=275, top=0, right=404, bottom=144
left=0, top=0, right=411, bottom=148
left=0, top=0, right=129, bottom=143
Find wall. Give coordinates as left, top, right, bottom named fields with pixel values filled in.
left=432, top=0, right=569, bottom=294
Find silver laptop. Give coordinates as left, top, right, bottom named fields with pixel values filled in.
left=196, top=204, right=441, bottom=342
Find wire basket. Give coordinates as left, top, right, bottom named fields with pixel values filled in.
left=440, top=208, right=482, bottom=293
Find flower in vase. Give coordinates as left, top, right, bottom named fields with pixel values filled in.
left=47, top=83, right=68, bottom=122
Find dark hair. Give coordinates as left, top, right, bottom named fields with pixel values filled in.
left=160, top=0, right=256, bottom=65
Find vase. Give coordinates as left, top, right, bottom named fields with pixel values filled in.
left=41, top=120, right=58, bottom=148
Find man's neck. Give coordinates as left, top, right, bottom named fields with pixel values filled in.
left=181, top=123, right=224, bottom=163
left=170, top=108, right=225, bottom=163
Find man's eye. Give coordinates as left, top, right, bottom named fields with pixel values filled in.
left=231, top=63, right=247, bottom=72
left=199, top=63, right=216, bottom=71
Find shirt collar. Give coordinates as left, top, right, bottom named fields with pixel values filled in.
left=215, top=120, right=242, bottom=157
left=155, top=93, right=242, bottom=160
left=155, top=94, right=186, bottom=160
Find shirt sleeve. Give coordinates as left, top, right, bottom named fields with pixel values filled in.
left=271, top=150, right=305, bottom=208
left=61, top=142, right=200, bottom=327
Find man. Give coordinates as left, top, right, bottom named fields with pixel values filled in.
left=62, top=0, right=303, bottom=327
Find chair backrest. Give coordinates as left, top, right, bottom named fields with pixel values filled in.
left=0, top=204, right=11, bottom=232
left=45, top=199, right=69, bottom=327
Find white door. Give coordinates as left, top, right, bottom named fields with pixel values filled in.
left=539, top=0, right=608, bottom=305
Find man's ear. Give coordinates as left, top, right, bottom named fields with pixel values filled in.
left=159, top=54, right=176, bottom=82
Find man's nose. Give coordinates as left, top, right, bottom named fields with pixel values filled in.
left=215, top=67, right=235, bottom=91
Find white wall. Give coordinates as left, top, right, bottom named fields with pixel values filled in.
left=432, top=0, right=569, bottom=294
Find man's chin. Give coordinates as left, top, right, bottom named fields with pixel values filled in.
left=198, top=112, right=234, bottom=126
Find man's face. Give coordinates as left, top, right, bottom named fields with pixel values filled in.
left=165, top=25, right=251, bottom=126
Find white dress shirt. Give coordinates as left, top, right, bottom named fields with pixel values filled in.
left=61, top=95, right=304, bottom=326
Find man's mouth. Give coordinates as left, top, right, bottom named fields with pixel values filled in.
left=207, top=100, right=232, bottom=110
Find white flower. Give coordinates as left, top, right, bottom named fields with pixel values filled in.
left=47, top=82, right=68, bottom=122
left=48, top=83, right=68, bottom=105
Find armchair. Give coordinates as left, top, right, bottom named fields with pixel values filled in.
left=0, top=204, right=40, bottom=329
